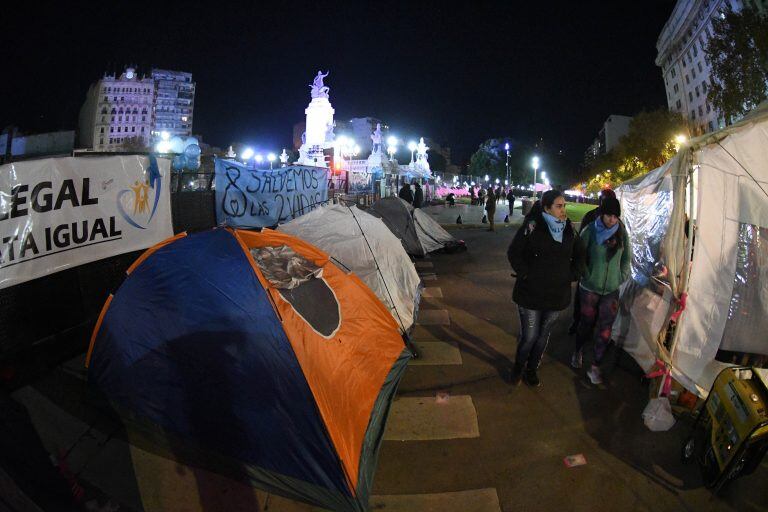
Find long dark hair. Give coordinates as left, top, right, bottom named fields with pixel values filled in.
left=529, top=190, right=564, bottom=217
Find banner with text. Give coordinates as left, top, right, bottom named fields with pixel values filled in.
left=0, top=155, right=173, bottom=289
left=215, top=160, right=329, bottom=228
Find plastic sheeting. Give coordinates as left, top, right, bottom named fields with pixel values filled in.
left=615, top=102, right=768, bottom=396
left=613, top=161, right=676, bottom=373
left=250, top=245, right=322, bottom=289
left=720, top=224, right=768, bottom=355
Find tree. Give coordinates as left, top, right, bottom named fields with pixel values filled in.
left=468, top=139, right=506, bottom=179
left=467, top=138, right=537, bottom=186
left=582, top=109, right=686, bottom=188
left=705, top=6, right=768, bottom=124
left=427, top=149, right=447, bottom=172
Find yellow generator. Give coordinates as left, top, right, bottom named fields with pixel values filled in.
left=682, top=366, right=768, bottom=490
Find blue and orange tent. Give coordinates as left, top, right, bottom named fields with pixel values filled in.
left=86, top=228, right=410, bottom=511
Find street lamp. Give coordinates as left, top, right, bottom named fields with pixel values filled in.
left=504, top=142, right=510, bottom=187
left=674, top=133, right=688, bottom=151
left=387, top=136, right=398, bottom=162
left=532, top=156, right=540, bottom=199
left=267, top=152, right=276, bottom=169
left=255, top=154, right=264, bottom=167
left=241, top=147, right=254, bottom=162
left=407, top=141, right=417, bottom=165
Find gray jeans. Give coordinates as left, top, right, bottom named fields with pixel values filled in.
left=516, top=307, right=560, bottom=369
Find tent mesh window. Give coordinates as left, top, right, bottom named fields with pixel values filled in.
left=720, top=224, right=768, bottom=357
left=251, top=246, right=340, bottom=337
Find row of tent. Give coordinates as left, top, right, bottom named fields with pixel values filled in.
left=86, top=196, right=465, bottom=511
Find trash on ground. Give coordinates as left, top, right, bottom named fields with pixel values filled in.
left=563, top=454, right=588, bottom=467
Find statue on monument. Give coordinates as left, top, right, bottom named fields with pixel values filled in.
left=370, top=123, right=383, bottom=154
left=310, top=70, right=330, bottom=98
left=279, top=149, right=289, bottom=166
left=417, top=137, right=429, bottom=161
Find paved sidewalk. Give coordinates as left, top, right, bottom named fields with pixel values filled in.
left=420, top=201, right=522, bottom=227
left=9, top=226, right=768, bottom=512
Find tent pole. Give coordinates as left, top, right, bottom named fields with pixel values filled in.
left=662, top=153, right=697, bottom=396
left=345, top=205, right=418, bottom=357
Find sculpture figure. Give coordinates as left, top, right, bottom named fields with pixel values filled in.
left=417, top=137, right=429, bottom=161
left=279, top=149, right=289, bottom=166
left=310, top=70, right=330, bottom=98
left=370, top=123, right=383, bottom=154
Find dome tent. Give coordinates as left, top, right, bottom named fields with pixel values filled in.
left=86, top=228, right=409, bottom=511
left=277, top=203, right=423, bottom=334
left=369, top=197, right=465, bottom=257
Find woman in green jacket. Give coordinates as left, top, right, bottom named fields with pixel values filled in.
left=572, top=197, right=630, bottom=384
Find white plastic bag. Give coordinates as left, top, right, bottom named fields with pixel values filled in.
left=642, top=397, right=676, bottom=431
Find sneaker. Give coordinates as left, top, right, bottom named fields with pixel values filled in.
left=507, top=364, right=523, bottom=386
left=587, top=365, right=603, bottom=385
left=525, top=368, right=541, bottom=387
left=570, top=350, right=583, bottom=369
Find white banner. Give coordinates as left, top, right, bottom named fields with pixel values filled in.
left=0, top=155, right=173, bottom=289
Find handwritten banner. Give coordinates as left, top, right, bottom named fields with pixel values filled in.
left=215, top=160, right=329, bottom=228
left=0, top=155, right=173, bottom=289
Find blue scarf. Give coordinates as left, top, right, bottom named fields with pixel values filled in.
left=594, top=216, right=619, bottom=245
left=542, top=212, right=566, bottom=243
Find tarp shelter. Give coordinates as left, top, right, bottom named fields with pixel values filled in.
left=277, top=204, right=423, bottom=334
left=614, top=103, right=768, bottom=397
left=86, top=228, right=410, bottom=511
left=369, top=197, right=464, bottom=257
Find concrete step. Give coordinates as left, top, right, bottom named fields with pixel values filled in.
left=383, top=395, right=479, bottom=441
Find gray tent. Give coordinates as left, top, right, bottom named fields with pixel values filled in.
left=369, top=197, right=465, bottom=257
left=368, top=197, right=425, bottom=256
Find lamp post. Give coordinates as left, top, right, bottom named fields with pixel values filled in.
left=387, top=136, right=398, bottom=162
left=504, top=142, right=510, bottom=187
left=255, top=154, right=264, bottom=168
left=532, top=156, right=540, bottom=200
left=240, top=147, right=254, bottom=165
left=407, top=141, right=417, bottom=166
left=267, top=153, right=276, bottom=170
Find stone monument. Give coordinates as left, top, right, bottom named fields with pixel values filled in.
left=366, top=123, right=385, bottom=171
left=413, top=137, right=431, bottom=175
left=297, top=71, right=335, bottom=167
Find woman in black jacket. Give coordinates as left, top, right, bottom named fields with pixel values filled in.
left=507, top=190, right=583, bottom=386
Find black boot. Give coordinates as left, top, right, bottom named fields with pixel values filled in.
left=481, top=215, right=487, bottom=224
left=525, top=368, right=541, bottom=387
left=508, top=363, right=524, bottom=385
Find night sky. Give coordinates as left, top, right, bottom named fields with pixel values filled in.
left=2, top=1, right=675, bottom=175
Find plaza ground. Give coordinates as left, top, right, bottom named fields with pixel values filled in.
left=10, top=210, right=768, bottom=511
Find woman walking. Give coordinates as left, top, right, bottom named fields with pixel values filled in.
left=485, top=188, right=496, bottom=231
left=507, top=190, right=583, bottom=386
left=572, top=197, right=630, bottom=384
